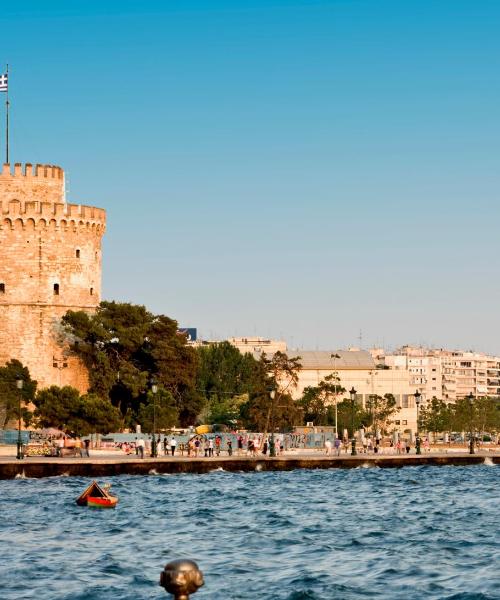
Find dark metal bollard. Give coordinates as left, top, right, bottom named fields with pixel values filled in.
left=160, top=559, right=204, bottom=599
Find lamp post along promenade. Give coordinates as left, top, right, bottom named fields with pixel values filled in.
left=415, top=390, right=422, bottom=455
left=330, top=353, right=341, bottom=438
left=269, top=390, right=276, bottom=457
left=468, top=392, right=475, bottom=455
left=151, top=379, right=158, bottom=458
left=16, top=378, right=24, bottom=460
left=349, top=386, right=357, bottom=456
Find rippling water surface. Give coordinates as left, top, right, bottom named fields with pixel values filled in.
left=0, top=465, right=499, bottom=599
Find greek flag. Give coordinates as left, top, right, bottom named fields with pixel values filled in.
left=0, top=73, right=7, bottom=92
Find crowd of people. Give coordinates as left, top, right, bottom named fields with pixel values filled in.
left=113, top=433, right=288, bottom=459
left=324, top=436, right=433, bottom=455
left=24, top=430, right=495, bottom=459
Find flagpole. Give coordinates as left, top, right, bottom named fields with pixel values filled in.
left=5, top=63, right=9, bottom=164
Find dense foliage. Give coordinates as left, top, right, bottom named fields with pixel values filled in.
left=419, top=396, right=500, bottom=436
left=0, top=359, right=37, bottom=428
left=62, top=301, right=202, bottom=427
left=300, top=373, right=345, bottom=425
left=196, top=345, right=302, bottom=431
left=33, top=386, right=122, bottom=436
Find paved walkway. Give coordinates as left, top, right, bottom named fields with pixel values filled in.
left=0, top=450, right=498, bottom=479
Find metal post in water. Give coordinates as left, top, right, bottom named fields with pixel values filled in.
left=160, top=559, right=204, bottom=599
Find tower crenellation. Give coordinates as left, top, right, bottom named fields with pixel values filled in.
left=0, top=161, right=107, bottom=392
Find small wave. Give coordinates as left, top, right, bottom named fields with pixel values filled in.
left=148, top=469, right=158, bottom=475
left=255, top=464, right=263, bottom=471
left=210, top=467, right=225, bottom=472
left=14, top=471, right=27, bottom=479
left=357, top=462, right=380, bottom=469
left=483, top=457, right=495, bottom=467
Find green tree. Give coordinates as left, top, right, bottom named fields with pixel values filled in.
left=34, top=386, right=82, bottom=432
left=196, top=341, right=269, bottom=428
left=418, top=397, right=452, bottom=437
left=240, top=351, right=302, bottom=433
left=137, top=388, right=179, bottom=433
left=62, top=301, right=201, bottom=426
left=33, top=386, right=122, bottom=436
left=474, top=396, right=500, bottom=434
left=364, top=393, right=399, bottom=434
left=80, top=393, right=123, bottom=435
left=300, top=373, right=345, bottom=425
left=450, top=396, right=500, bottom=439
left=240, top=392, right=303, bottom=432
left=205, top=393, right=247, bottom=427
left=336, top=398, right=364, bottom=438
left=0, top=359, right=37, bottom=428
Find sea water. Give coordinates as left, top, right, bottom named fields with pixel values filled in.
left=0, top=465, right=498, bottom=599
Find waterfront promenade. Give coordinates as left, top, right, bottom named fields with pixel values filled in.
left=0, top=449, right=498, bottom=479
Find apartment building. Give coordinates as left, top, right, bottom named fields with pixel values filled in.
left=385, top=346, right=500, bottom=401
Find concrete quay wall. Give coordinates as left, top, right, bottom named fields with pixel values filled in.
left=0, top=453, right=498, bottom=479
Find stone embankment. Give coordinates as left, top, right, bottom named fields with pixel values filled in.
left=0, top=453, right=498, bottom=479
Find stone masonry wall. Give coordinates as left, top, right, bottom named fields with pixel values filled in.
left=0, top=163, right=106, bottom=392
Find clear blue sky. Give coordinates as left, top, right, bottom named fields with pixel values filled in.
left=3, top=0, right=500, bottom=353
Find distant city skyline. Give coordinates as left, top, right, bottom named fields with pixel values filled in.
left=3, top=1, right=500, bottom=354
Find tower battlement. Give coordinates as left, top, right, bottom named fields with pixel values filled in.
left=0, top=199, right=106, bottom=231
left=1, top=162, right=65, bottom=204
left=2, top=162, right=64, bottom=179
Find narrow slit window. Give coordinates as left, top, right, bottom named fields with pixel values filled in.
left=76, top=249, right=80, bottom=258
left=0, top=283, right=5, bottom=294
left=53, top=283, right=59, bottom=296
left=90, top=287, right=94, bottom=296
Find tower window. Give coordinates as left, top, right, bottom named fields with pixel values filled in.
left=90, top=287, right=94, bottom=296
left=76, top=249, right=80, bottom=258
left=0, top=283, right=5, bottom=293
left=53, top=283, right=60, bottom=295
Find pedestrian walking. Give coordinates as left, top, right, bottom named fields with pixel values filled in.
left=325, top=439, right=332, bottom=455
left=57, top=436, right=64, bottom=457
left=136, top=438, right=145, bottom=459
left=84, top=438, right=90, bottom=457
left=75, top=437, right=83, bottom=458
left=208, top=438, right=214, bottom=457
left=170, top=436, right=177, bottom=456
left=334, top=437, right=341, bottom=456
left=227, top=439, right=233, bottom=456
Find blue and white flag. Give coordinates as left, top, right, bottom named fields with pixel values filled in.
left=0, top=73, right=7, bottom=92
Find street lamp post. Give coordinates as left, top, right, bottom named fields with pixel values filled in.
left=269, top=390, right=276, bottom=457
left=16, top=379, right=24, bottom=460
left=414, top=391, right=421, bottom=455
left=467, top=392, right=475, bottom=455
left=151, top=379, right=158, bottom=458
left=349, top=387, right=357, bottom=456
left=330, top=353, right=341, bottom=438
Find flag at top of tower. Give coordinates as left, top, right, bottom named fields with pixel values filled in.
left=0, top=73, right=7, bottom=92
